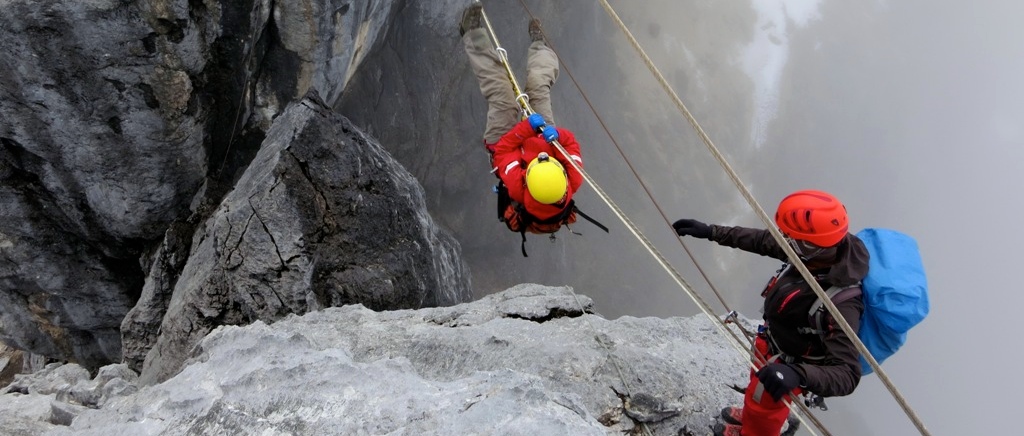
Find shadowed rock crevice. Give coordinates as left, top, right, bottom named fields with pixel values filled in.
left=505, top=307, right=587, bottom=323
left=192, top=0, right=269, bottom=184
left=119, top=220, right=195, bottom=371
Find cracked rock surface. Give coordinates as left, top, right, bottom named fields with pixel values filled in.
left=0, top=285, right=749, bottom=435
left=128, top=94, right=470, bottom=384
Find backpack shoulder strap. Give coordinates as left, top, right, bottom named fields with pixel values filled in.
left=529, top=199, right=576, bottom=225
left=496, top=182, right=511, bottom=221
left=798, top=285, right=862, bottom=336
left=573, top=205, right=609, bottom=232
left=519, top=230, right=528, bottom=257
left=515, top=202, right=531, bottom=257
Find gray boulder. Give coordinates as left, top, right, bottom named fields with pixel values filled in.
left=3, top=363, right=90, bottom=397
left=132, top=94, right=471, bottom=384
left=0, top=362, right=139, bottom=432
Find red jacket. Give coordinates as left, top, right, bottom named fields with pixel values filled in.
left=491, top=119, right=584, bottom=220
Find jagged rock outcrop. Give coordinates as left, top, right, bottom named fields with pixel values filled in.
left=0, top=0, right=426, bottom=368
left=2, top=361, right=139, bottom=432
left=0, top=286, right=753, bottom=435
left=129, top=94, right=471, bottom=384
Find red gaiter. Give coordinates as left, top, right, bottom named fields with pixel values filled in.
left=741, top=336, right=802, bottom=436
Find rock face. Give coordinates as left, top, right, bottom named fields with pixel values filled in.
left=128, top=94, right=471, bottom=384
left=0, top=0, right=197, bottom=369
left=0, top=286, right=752, bottom=435
left=0, top=0, right=463, bottom=369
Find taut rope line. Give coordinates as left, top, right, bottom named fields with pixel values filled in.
left=474, top=3, right=823, bottom=434
left=593, top=1, right=930, bottom=434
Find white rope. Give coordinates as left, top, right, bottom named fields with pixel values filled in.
left=474, top=3, right=812, bottom=435
left=592, top=1, right=930, bottom=434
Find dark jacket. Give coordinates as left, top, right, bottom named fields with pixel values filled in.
left=710, top=225, right=870, bottom=397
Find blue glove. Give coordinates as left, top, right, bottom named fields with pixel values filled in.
left=541, top=125, right=559, bottom=142
left=528, top=113, right=546, bottom=131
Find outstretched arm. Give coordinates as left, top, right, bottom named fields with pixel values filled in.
left=710, top=225, right=787, bottom=260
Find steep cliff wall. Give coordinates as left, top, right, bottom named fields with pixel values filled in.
left=0, top=0, right=470, bottom=371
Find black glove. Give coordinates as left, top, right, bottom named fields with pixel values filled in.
left=755, top=363, right=804, bottom=401
left=672, top=219, right=711, bottom=239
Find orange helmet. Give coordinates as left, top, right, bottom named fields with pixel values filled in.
left=774, top=190, right=849, bottom=247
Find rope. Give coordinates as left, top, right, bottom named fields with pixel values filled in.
left=479, top=8, right=654, bottom=436
left=592, top=1, right=931, bottom=434
left=510, top=2, right=829, bottom=434
left=479, top=5, right=533, bottom=116
left=473, top=4, right=797, bottom=436
left=217, top=2, right=264, bottom=176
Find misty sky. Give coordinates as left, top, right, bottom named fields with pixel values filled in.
left=489, top=0, right=1021, bottom=434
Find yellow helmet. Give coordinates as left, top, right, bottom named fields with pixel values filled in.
left=525, top=153, right=568, bottom=204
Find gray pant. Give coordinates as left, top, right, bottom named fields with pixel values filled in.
left=463, top=27, right=560, bottom=144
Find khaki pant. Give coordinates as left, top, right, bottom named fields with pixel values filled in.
left=462, top=28, right=560, bottom=144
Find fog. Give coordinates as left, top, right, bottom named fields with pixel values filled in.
left=450, top=0, right=1021, bottom=434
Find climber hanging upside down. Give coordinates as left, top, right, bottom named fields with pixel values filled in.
left=459, top=3, right=586, bottom=238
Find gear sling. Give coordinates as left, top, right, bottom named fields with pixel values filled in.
left=495, top=181, right=608, bottom=257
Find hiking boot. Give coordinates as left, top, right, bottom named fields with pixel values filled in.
left=459, top=3, right=483, bottom=37
left=720, top=406, right=743, bottom=425
left=712, top=422, right=743, bottom=436
left=528, top=18, right=545, bottom=43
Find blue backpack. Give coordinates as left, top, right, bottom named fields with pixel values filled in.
left=808, top=228, right=929, bottom=375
